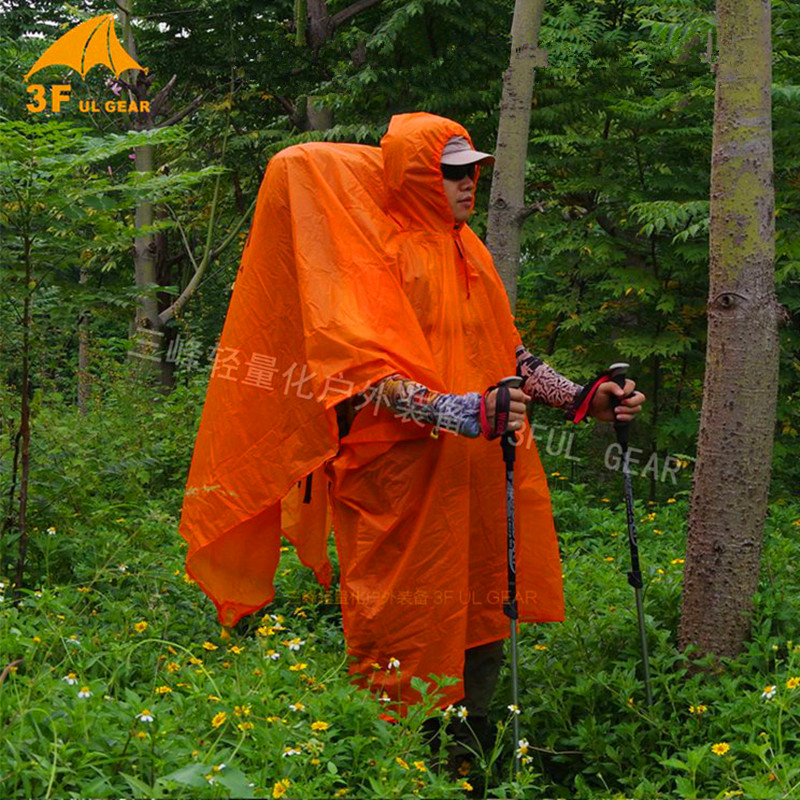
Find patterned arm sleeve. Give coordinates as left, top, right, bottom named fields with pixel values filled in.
left=354, top=373, right=482, bottom=438
left=516, top=345, right=584, bottom=412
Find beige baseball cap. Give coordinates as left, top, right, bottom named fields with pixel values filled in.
left=440, top=135, right=496, bottom=167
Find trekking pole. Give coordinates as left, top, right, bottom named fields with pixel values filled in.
left=496, top=375, right=523, bottom=770
left=607, top=363, right=653, bottom=707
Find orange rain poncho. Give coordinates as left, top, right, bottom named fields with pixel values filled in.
left=179, top=112, right=564, bottom=711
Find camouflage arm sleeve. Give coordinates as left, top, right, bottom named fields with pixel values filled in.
left=516, top=345, right=584, bottom=411
left=355, top=374, right=482, bottom=438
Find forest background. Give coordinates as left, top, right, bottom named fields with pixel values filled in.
left=0, top=0, right=798, bottom=798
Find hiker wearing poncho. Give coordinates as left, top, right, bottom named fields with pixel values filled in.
left=178, top=112, right=644, bottom=725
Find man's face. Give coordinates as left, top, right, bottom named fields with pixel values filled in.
left=442, top=164, right=476, bottom=223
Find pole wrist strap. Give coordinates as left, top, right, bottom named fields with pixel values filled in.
left=565, top=372, right=611, bottom=424
left=480, top=383, right=511, bottom=440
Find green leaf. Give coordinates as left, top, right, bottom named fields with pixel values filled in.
left=674, top=776, right=697, bottom=798
left=661, top=757, right=690, bottom=772
left=686, top=744, right=707, bottom=771
left=120, top=773, right=155, bottom=798
left=217, top=766, right=255, bottom=798
left=160, top=763, right=209, bottom=789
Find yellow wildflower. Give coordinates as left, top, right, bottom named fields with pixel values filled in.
left=136, top=731, right=148, bottom=739
left=311, top=720, right=329, bottom=731
left=166, top=662, right=180, bottom=673
left=234, top=705, right=251, bottom=717
left=133, top=621, right=148, bottom=633
left=786, top=676, right=799, bottom=690
left=689, top=704, right=707, bottom=714
left=77, top=586, right=90, bottom=593
left=228, top=645, right=244, bottom=655
left=188, top=656, right=202, bottom=665
left=202, top=642, right=218, bottom=651
left=237, top=721, right=255, bottom=731
left=211, top=711, right=227, bottom=728
left=33, top=636, right=41, bottom=644
left=334, top=790, right=349, bottom=798
left=671, top=558, right=685, bottom=565
left=396, top=757, right=409, bottom=770
left=155, top=686, right=173, bottom=695
left=289, top=663, right=308, bottom=672
left=413, top=760, right=426, bottom=772
left=711, top=742, right=730, bottom=756
left=272, top=778, right=291, bottom=798
left=604, top=557, right=615, bottom=562
left=534, top=644, right=548, bottom=651
left=207, top=695, right=221, bottom=702
left=460, top=781, right=473, bottom=792
left=667, top=498, right=676, bottom=503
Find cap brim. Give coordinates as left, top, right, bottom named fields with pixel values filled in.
left=440, top=150, right=496, bottom=167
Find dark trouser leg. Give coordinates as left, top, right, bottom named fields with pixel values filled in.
left=423, top=639, right=506, bottom=756
left=449, top=639, right=505, bottom=757
left=464, top=639, right=506, bottom=718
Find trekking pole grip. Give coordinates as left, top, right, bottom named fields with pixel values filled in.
left=607, top=362, right=631, bottom=450
left=497, top=376, right=523, bottom=465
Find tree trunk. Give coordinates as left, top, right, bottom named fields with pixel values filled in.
left=305, top=0, right=383, bottom=49
left=12, top=234, right=32, bottom=599
left=77, top=263, right=90, bottom=413
left=118, top=1, right=163, bottom=380
left=485, top=0, right=548, bottom=311
left=678, top=0, right=782, bottom=659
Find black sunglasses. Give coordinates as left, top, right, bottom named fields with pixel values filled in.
left=441, top=162, right=477, bottom=182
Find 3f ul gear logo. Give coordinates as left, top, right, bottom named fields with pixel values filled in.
left=24, top=14, right=146, bottom=82
left=24, top=13, right=150, bottom=115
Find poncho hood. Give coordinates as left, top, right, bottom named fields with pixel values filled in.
left=381, top=112, right=479, bottom=232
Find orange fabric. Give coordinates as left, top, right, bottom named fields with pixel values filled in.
left=179, top=112, right=564, bottom=713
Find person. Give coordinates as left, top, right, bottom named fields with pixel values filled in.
left=178, top=111, right=644, bottom=774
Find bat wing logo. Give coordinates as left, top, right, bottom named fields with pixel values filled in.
left=23, top=14, right=148, bottom=82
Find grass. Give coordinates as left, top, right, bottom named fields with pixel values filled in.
left=0, top=373, right=798, bottom=798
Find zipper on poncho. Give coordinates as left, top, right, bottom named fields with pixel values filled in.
left=452, top=230, right=470, bottom=299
